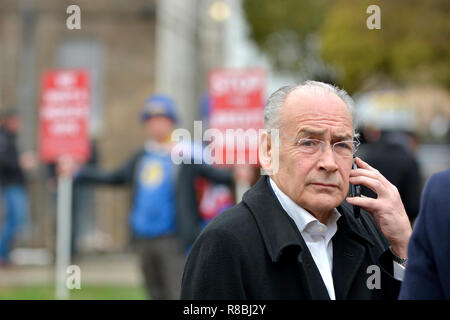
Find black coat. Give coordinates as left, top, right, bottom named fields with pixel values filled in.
left=0, top=127, right=24, bottom=187
left=181, top=176, right=401, bottom=300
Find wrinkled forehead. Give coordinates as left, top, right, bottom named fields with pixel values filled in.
left=281, top=86, right=353, bottom=135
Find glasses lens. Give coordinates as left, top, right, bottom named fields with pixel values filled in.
left=298, top=139, right=359, bottom=157
left=333, top=141, right=357, bottom=157
left=297, top=139, right=321, bottom=154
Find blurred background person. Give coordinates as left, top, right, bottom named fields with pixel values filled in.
left=175, top=95, right=258, bottom=252
left=176, top=158, right=257, bottom=252
left=175, top=153, right=234, bottom=253
left=0, top=108, right=36, bottom=266
left=59, top=94, right=185, bottom=299
left=358, top=125, right=422, bottom=224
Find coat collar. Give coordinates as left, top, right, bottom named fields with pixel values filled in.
left=242, top=176, right=304, bottom=262
left=243, top=176, right=330, bottom=299
left=242, top=176, right=374, bottom=261
left=242, top=176, right=376, bottom=299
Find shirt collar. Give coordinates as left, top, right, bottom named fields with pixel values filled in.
left=269, top=178, right=341, bottom=235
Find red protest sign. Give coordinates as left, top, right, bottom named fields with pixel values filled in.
left=208, top=68, right=265, bottom=165
left=39, top=69, right=91, bottom=163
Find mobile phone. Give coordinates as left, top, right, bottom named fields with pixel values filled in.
left=350, top=159, right=361, bottom=219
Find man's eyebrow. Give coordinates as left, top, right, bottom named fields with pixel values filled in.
left=296, top=128, right=353, bottom=140
left=333, top=133, right=353, bottom=141
left=297, top=128, right=326, bottom=137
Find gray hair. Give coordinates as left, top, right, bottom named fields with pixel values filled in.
left=264, top=80, right=358, bottom=138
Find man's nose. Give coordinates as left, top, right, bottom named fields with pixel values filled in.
left=318, top=144, right=338, bottom=172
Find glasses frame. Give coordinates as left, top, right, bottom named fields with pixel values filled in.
left=295, top=138, right=360, bottom=158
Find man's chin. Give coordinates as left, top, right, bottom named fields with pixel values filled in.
left=306, top=194, right=344, bottom=213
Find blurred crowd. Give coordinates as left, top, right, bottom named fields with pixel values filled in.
left=0, top=94, right=259, bottom=299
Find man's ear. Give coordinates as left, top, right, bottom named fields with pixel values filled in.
left=259, top=129, right=279, bottom=175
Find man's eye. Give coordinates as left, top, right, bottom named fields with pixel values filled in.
left=335, top=142, right=352, bottom=150
left=300, top=140, right=317, bottom=147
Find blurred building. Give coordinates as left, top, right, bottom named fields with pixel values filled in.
left=0, top=0, right=227, bottom=253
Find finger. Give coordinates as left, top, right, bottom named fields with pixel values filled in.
left=350, top=168, right=380, bottom=179
left=355, top=157, right=378, bottom=173
left=350, top=166, right=392, bottom=189
left=349, top=175, right=384, bottom=196
left=346, top=196, right=378, bottom=212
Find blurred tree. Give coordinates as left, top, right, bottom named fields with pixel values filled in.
left=243, top=0, right=450, bottom=93
left=243, top=0, right=332, bottom=75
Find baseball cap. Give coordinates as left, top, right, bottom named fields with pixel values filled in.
left=140, top=94, right=178, bottom=123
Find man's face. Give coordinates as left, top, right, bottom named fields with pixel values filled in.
left=144, top=115, right=174, bottom=143
left=271, top=88, right=354, bottom=217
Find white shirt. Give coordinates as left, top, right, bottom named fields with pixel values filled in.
left=269, top=178, right=404, bottom=300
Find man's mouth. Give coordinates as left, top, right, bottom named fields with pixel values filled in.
left=310, top=183, right=339, bottom=189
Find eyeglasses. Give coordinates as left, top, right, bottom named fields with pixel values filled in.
left=295, top=138, right=360, bottom=158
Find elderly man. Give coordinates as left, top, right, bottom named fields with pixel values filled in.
left=180, top=81, right=412, bottom=300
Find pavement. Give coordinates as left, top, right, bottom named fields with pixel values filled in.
left=0, top=252, right=143, bottom=287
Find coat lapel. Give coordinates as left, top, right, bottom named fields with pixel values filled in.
left=332, top=203, right=375, bottom=299
left=243, top=177, right=330, bottom=300
left=331, top=223, right=366, bottom=300
left=297, top=248, right=331, bottom=300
